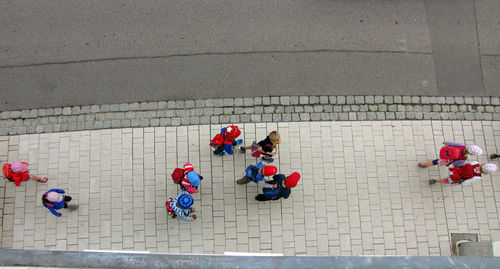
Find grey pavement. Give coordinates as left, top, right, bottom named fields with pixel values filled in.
left=1, top=0, right=499, bottom=111
left=2, top=249, right=500, bottom=269
left=1, top=120, right=500, bottom=256
left=1, top=95, right=500, bottom=136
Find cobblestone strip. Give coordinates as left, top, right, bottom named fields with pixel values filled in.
left=1, top=96, right=500, bottom=135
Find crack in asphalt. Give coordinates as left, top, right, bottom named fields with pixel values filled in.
left=0, top=49, right=433, bottom=69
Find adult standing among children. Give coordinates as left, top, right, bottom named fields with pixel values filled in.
left=3, top=161, right=47, bottom=187
left=418, top=142, right=483, bottom=168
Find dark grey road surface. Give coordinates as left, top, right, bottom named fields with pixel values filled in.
left=0, top=0, right=498, bottom=111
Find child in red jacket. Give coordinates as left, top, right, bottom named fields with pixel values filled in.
left=3, top=161, right=47, bottom=187
left=171, top=163, right=203, bottom=194
left=180, top=163, right=203, bottom=194
left=210, top=125, right=243, bottom=156
left=419, top=142, right=483, bottom=168
left=429, top=162, right=497, bottom=186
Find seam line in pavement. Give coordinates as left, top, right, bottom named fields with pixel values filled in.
left=0, top=49, right=432, bottom=69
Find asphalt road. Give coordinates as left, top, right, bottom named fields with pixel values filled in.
left=0, top=0, right=499, bottom=111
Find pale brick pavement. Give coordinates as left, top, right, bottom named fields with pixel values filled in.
left=1, top=120, right=500, bottom=256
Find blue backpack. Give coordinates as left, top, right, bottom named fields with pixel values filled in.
left=245, top=165, right=259, bottom=179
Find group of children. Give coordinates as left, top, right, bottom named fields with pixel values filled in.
left=165, top=126, right=302, bottom=221
left=418, top=142, right=498, bottom=185
left=166, top=163, right=203, bottom=222
left=3, top=127, right=499, bottom=221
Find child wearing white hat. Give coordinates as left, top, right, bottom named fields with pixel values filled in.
left=419, top=142, right=483, bottom=168
left=429, top=162, right=497, bottom=186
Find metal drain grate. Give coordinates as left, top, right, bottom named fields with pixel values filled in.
left=451, top=233, right=478, bottom=256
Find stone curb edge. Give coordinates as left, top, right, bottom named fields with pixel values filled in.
left=1, top=95, right=500, bottom=135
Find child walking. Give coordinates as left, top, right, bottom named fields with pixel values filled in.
left=419, top=142, right=483, bottom=168
left=42, top=189, right=78, bottom=217
left=180, top=163, right=203, bottom=194
left=3, top=161, right=47, bottom=187
left=210, top=125, right=243, bottom=156
left=171, top=163, right=203, bottom=194
left=166, top=191, right=197, bottom=222
left=241, top=131, right=281, bottom=162
left=255, top=172, right=301, bottom=201
left=429, top=162, right=497, bottom=186
left=237, top=162, right=277, bottom=185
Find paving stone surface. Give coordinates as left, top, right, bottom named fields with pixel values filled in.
left=1, top=120, right=500, bottom=256
left=2, top=95, right=500, bottom=136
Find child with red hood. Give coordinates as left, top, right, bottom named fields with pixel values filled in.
left=255, top=172, right=301, bottom=201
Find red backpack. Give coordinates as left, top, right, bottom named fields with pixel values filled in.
left=439, top=146, right=466, bottom=162
left=171, top=168, right=185, bottom=184
left=210, top=134, right=224, bottom=148
left=165, top=198, right=176, bottom=218
left=449, top=163, right=481, bottom=182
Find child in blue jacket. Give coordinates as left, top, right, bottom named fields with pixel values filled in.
left=236, top=162, right=277, bottom=184
left=42, top=189, right=78, bottom=217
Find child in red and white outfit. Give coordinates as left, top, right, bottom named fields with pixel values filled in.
left=419, top=142, right=483, bottom=168
left=3, top=161, right=47, bottom=187
left=211, top=125, right=243, bottom=156
left=429, top=162, right=497, bottom=186
left=180, top=163, right=203, bottom=194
